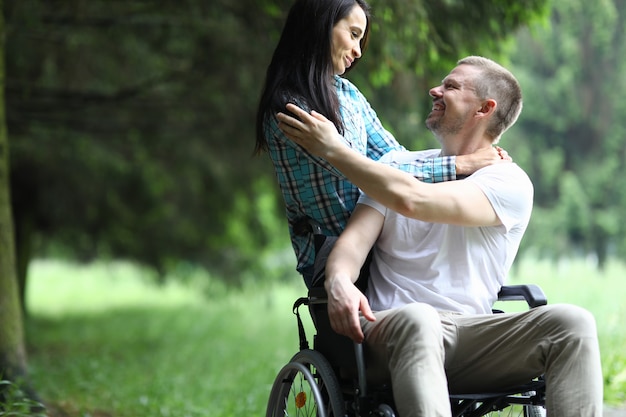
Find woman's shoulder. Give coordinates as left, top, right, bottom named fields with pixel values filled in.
left=334, top=75, right=361, bottom=93
left=335, top=76, right=370, bottom=109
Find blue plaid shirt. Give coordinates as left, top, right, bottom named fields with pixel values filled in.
left=265, top=76, right=455, bottom=285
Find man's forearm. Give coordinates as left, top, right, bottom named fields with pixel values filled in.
left=326, top=246, right=364, bottom=285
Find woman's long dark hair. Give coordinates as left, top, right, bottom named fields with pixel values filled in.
left=254, top=0, right=371, bottom=154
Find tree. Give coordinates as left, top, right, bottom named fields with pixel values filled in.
left=506, top=0, right=626, bottom=267
left=0, top=0, right=31, bottom=401
left=5, top=0, right=288, bottom=297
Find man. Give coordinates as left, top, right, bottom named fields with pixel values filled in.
left=276, top=56, right=602, bottom=417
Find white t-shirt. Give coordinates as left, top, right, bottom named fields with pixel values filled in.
left=360, top=150, right=533, bottom=314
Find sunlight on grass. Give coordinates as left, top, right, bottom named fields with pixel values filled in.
left=26, top=259, right=309, bottom=417
left=507, top=257, right=626, bottom=406
left=26, top=259, right=207, bottom=315
left=24, top=257, right=626, bottom=416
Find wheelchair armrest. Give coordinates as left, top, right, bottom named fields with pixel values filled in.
left=312, top=284, right=548, bottom=308
left=497, top=284, right=547, bottom=308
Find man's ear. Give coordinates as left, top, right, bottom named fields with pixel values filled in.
left=478, top=99, right=497, bottom=117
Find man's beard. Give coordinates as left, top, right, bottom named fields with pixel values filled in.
left=426, top=111, right=465, bottom=137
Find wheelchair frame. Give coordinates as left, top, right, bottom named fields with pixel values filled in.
left=266, top=284, right=548, bottom=417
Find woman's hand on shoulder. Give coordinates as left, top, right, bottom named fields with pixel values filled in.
left=276, top=103, right=346, bottom=158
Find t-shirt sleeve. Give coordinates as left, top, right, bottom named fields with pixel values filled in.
left=467, top=164, right=534, bottom=232
left=357, top=193, right=386, bottom=216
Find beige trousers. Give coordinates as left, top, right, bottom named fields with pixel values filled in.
left=360, top=303, right=603, bottom=417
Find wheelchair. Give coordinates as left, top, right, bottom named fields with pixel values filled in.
left=266, top=237, right=548, bottom=417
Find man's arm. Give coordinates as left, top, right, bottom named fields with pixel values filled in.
left=277, top=104, right=501, bottom=227
left=324, top=204, right=381, bottom=343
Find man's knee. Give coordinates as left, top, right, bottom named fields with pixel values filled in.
left=541, top=304, right=598, bottom=340
left=380, top=303, right=442, bottom=345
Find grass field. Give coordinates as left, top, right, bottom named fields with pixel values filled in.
left=23, top=257, right=626, bottom=416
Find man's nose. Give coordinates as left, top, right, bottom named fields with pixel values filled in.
left=429, top=86, right=442, bottom=98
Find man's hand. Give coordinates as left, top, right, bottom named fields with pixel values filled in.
left=276, top=103, right=346, bottom=158
left=325, top=275, right=376, bottom=344
left=455, top=146, right=512, bottom=176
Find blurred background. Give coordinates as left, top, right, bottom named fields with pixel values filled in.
left=0, top=0, right=625, bottom=415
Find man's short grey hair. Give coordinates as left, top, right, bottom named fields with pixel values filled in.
left=457, top=56, right=523, bottom=142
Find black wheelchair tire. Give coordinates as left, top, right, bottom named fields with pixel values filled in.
left=266, top=349, right=345, bottom=417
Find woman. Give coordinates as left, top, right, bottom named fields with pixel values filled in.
left=255, top=0, right=495, bottom=287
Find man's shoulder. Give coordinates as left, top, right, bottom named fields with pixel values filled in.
left=470, top=163, right=534, bottom=205
left=473, top=162, right=531, bottom=183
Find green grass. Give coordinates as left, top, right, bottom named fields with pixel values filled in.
left=24, top=257, right=626, bottom=416
left=506, top=257, right=626, bottom=406
left=25, top=260, right=310, bottom=416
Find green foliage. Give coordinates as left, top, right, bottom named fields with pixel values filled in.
left=2, top=0, right=551, bottom=287
left=5, top=0, right=283, bottom=280
left=205, top=177, right=296, bottom=286
left=346, top=0, right=550, bottom=157
left=7, top=0, right=626, bottom=288
left=0, top=379, right=46, bottom=417
left=509, top=0, right=626, bottom=267
left=364, top=0, right=549, bottom=80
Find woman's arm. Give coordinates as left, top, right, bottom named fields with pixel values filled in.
left=277, top=103, right=501, bottom=226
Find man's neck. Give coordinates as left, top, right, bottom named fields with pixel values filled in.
left=440, top=134, right=491, bottom=157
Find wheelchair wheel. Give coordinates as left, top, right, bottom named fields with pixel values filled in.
left=521, top=404, right=545, bottom=417
left=480, top=404, right=545, bottom=417
left=266, top=349, right=345, bottom=417
left=463, top=405, right=546, bottom=417
left=454, top=404, right=544, bottom=417
left=454, top=393, right=545, bottom=417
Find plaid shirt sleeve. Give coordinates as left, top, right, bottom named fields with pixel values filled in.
left=388, top=155, right=456, bottom=183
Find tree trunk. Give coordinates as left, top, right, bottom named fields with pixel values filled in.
left=0, top=0, right=29, bottom=390
left=15, top=215, right=33, bottom=316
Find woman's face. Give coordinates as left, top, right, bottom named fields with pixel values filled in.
left=331, top=5, right=367, bottom=75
